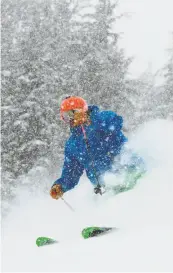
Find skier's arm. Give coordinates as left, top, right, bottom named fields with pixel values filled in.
left=52, top=147, right=84, bottom=193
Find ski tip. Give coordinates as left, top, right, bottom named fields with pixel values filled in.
left=81, top=226, right=117, bottom=239
left=36, top=237, right=58, bottom=247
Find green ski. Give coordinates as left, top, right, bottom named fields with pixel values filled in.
left=82, top=226, right=117, bottom=239
left=36, top=227, right=117, bottom=246
left=36, top=237, right=58, bottom=247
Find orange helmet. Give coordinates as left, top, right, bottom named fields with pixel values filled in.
left=60, top=96, right=89, bottom=126
left=60, top=96, right=88, bottom=120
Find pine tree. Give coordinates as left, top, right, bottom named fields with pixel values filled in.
left=1, top=0, right=78, bottom=184
left=163, top=45, right=173, bottom=119
left=124, top=68, right=157, bottom=131
left=67, top=0, right=131, bottom=110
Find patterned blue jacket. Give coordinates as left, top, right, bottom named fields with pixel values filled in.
left=53, top=105, right=127, bottom=192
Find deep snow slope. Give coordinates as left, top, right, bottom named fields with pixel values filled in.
left=2, top=119, right=173, bottom=272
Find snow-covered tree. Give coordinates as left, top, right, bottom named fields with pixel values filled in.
left=71, top=0, right=131, bottom=111
left=124, top=68, right=157, bottom=131
left=163, top=44, right=173, bottom=119
left=1, top=0, right=77, bottom=190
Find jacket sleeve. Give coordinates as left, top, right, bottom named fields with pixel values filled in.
left=52, top=143, right=84, bottom=193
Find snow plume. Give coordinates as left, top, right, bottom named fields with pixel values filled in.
left=2, top=119, right=173, bottom=272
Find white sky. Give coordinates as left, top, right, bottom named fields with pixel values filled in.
left=115, top=0, right=173, bottom=78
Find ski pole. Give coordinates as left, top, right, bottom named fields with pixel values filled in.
left=81, top=125, right=104, bottom=195
left=61, top=197, right=75, bottom=212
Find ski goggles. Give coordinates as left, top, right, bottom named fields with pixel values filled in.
left=62, top=109, right=87, bottom=126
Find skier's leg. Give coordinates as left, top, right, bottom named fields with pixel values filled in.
left=108, top=147, right=146, bottom=194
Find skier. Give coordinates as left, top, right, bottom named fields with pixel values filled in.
left=50, top=96, right=144, bottom=200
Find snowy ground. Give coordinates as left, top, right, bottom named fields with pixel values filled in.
left=2, top=119, right=173, bottom=272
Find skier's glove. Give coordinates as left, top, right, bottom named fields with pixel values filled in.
left=50, top=184, right=64, bottom=200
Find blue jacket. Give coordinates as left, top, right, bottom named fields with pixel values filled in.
left=53, top=105, right=127, bottom=192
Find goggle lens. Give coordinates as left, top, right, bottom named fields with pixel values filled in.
left=63, top=110, right=80, bottom=122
